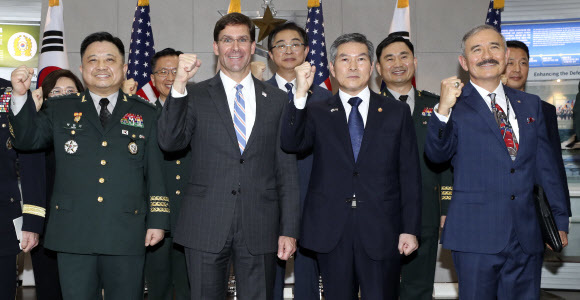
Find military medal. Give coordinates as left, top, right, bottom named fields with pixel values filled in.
left=74, top=112, right=82, bottom=123
left=6, top=138, right=12, bottom=150
left=64, top=140, right=78, bottom=154
left=128, top=140, right=138, bottom=155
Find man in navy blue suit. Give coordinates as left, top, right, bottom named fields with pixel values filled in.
left=281, top=33, right=421, bottom=299
left=503, top=40, right=571, bottom=217
left=266, top=22, right=332, bottom=300
left=425, top=25, right=569, bottom=299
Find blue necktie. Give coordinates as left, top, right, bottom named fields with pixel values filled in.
left=285, top=82, right=294, bottom=103
left=348, top=97, right=364, bottom=162
left=234, top=84, right=246, bottom=154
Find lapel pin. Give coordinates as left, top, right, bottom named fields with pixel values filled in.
left=378, top=107, right=383, bottom=112
left=330, top=108, right=338, bottom=112
left=262, top=91, right=267, bottom=97
left=423, top=121, right=428, bottom=125
left=517, top=100, right=521, bottom=103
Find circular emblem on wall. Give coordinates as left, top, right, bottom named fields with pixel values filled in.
left=7, top=32, right=37, bottom=62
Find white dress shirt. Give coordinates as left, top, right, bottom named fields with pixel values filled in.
left=387, top=87, right=415, bottom=115
left=11, top=90, right=118, bottom=115
left=275, top=73, right=297, bottom=95
left=171, top=71, right=257, bottom=139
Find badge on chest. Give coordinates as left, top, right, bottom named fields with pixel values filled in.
left=63, top=112, right=83, bottom=154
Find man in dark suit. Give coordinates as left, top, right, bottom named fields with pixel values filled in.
left=425, top=25, right=570, bottom=299
left=503, top=40, right=571, bottom=217
left=0, top=77, right=45, bottom=300
left=281, top=33, right=421, bottom=299
left=145, top=47, right=190, bottom=300
left=157, top=13, right=299, bottom=300
left=375, top=35, right=453, bottom=300
left=9, top=32, right=168, bottom=299
left=266, top=22, right=332, bottom=300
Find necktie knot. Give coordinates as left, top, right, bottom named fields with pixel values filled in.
left=285, top=82, right=294, bottom=92
left=399, top=95, right=409, bottom=103
left=348, top=97, right=362, bottom=108
left=235, top=84, right=243, bottom=92
left=99, top=98, right=110, bottom=108
left=489, top=93, right=496, bottom=105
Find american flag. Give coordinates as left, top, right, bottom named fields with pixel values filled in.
left=127, top=0, right=158, bottom=101
left=305, top=0, right=332, bottom=91
left=485, top=0, right=502, bottom=31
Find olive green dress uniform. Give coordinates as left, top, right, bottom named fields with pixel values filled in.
left=9, top=90, right=169, bottom=299
left=144, top=100, right=190, bottom=300
left=382, top=88, right=453, bottom=300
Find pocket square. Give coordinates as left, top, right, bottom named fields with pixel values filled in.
left=527, top=117, right=535, bottom=124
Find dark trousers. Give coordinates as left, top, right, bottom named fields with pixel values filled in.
left=184, top=200, right=277, bottom=300
left=31, top=243, right=63, bottom=300
left=0, top=254, right=17, bottom=300
left=145, top=235, right=190, bottom=300
left=57, top=252, right=145, bottom=300
left=273, top=245, right=320, bottom=300
left=452, top=230, right=543, bottom=300
left=317, top=212, right=400, bottom=300
left=399, top=228, right=438, bottom=300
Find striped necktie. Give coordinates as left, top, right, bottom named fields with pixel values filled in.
left=234, top=84, right=246, bottom=154
left=348, top=97, right=364, bottom=162
left=285, top=82, right=294, bottom=103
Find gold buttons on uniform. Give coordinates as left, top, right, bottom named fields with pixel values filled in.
left=55, top=205, right=59, bottom=209
left=134, top=210, right=138, bottom=215
left=71, top=130, right=76, bottom=135
left=176, top=190, right=181, bottom=195
left=101, top=160, right=107, bottom=165
left=1, top=124, right=6, bottom=128
left=98, top=196, right=103, bottom=202
left=99, top=178, right=105, bottom=183
left=102, top=141, right=108, bottom=147
left=132, top=134, right=136, bottom=138
left=176, top=175, right=181, bottom=180
left=176, top=160, right=181, bottom=165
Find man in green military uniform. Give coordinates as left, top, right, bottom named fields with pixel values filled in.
left=376, top=35, right=453, bottom=300
left=144, top=47, right=191, bottom=300
left=9, top=32, right=169, bottom=300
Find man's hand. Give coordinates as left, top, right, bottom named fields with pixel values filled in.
left=122, top=78, right=138, bottom=95
left=174, top=54, right=201, bottom=94
left=398, top=233, right=418, bottom=256
left=438, top=76, right=464, bottom=116
left=546, top=231, right=569, bottom=251
left=21, top=231, right=39, bottom=253
left=31, top=87, right=43, bottom=112
left=145, top=229, right=165, bottom=247
left=11, top=65, right=34, bottom=97
left=294, top=62, right=316, bottom=98
left=250, top=61, right=266, bottom=81
left=440, top=215, right=447, bottom=229
left=277, top=236, right=297, bottom=261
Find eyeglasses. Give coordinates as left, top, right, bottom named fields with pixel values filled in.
left=271, top=43, right=305, bottom=52
left=49, top=88, right=77, bottom=97
left=219, top=37, right=251, bottom=45
left=153, top=68, right=177, bottom=78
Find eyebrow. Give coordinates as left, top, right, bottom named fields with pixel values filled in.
left=274, top=37, right=303, bottom=44
left=220, top=35, right=250, bottom=39
left=339, top=53, right=369, bottom=58
left=384, top=50, right=410, bottom=57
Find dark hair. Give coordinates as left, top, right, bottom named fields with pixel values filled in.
left=506, top=40, right=529, bottom=59
left=80, top=32, right=125, bottom=60
left=267, top=22, right=308, bottom=50
left=41, top=69, right=84, bottom=99
left=375, top=35, right=415, bottom=61
left=151, top=48, right=183, bottom=71
left=329, top=33, right=374, bottom=64
left=213, top=13, right=255, bottom=42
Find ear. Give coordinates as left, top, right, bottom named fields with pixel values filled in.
left=369, top=61, right=375, bottom=77
left=375, top=62, right=382, bottom=77
left=213, top=41, right=219, bottom=56
left=329, top=61, right=336, bottom=78
left=303, top=45, right=309, bottom=57
left=123, top=64, right=128, bottom=78
left=458, top=55, right=469, bottom=72
left=250, top=41, right=256, bottom=55
left=150, top=74, right=156, bottom=86
left=268, top=51, right=274, bottom=61
left=413, top=56, right=418, bottom=71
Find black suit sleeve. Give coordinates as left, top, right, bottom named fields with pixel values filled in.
left=280, top=100, right=315, bottom=154
left=158, top=88, right=195, bottom=152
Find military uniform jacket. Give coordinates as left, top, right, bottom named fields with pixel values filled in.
left=382, top=88, right=453, bottom=233
left=1, top=81, right=46, bottom=256
left=9, top=90, right=169, bottom=255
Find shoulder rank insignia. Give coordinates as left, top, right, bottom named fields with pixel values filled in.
left=1, top=88, right=12, bottom=113
left=421, top=107, right=434, bottom=117
left=121, top=113, right=144, bottom=128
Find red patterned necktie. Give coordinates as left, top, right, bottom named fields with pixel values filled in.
left=489, top=93, right=518, bottom=160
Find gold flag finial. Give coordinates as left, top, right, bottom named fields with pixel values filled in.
left=397, top=0, right=409, bottom=8
left=49, top=0, right=59, bottom=7
left=308, top=0, right=320, bottom=8
left=138, top=0, right=149, bottom=6
left=493, top=0, right=504, bottom=9
left=228, top=0, right=241, bottom=13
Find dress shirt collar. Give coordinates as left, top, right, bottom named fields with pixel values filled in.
left=387, top=86, right=414, bottom=102
left=89, top=90, right=118, bottom=112
left=338, top=86, right=370, bottom=105
left=220, top=71, right=254, bottom=94
left=470, top=81, right=506, bottom=109
left=275, top=73, right=297, bottom=93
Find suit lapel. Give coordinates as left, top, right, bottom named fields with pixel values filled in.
left=328, top=94, right=355, bottom=164
left=245, top=77, right=267, bottom=153
left=104, top=91, right=134, bottom=135
left=357, top=93, right=382, bottom=164
left=208, top=74, right=239, bottom=150
left=462, top=83, right=510, bottom=156
left=506, top=87, right=529, bottom=165
left=78, top=91, right=104, bottom=135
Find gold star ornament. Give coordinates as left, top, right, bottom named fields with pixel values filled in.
left=252, top=6, right=286, bottom=43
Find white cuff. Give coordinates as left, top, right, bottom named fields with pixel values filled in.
left=171, top=87, right=187, bottom=98
left=294, top=96, right=307, bottom=109
left=11, top=93, right=28, bottom=115
left=433, top=103, right=451, bottom=123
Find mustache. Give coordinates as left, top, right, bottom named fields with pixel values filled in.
left=477, top=59, right=499, bottom=66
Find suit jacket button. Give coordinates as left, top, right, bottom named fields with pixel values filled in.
left=102, top=141, right=108, bottom=147
left=98, top=196, right=104, bottom=202
left=1, top=123, right=6, bottom=128
left=353, top=172, right=359, bottom=177
left=510, top=168, right=515, bottom=173
left=134, top=210, right=138, bottom=214
left=176, top=190, right=181, bottom=195
left=176, top=175, right=181, bottom=180
left=240, top=159, right=244, bottom=164
left=232, top=190, right=237, bottom=195
left=101, top=160, right=107, bottom=166
left=176, top=160, right=181, bottom=165
left=10, top=197, right=14, bottom=202
left=510, top=195, right=515, bottom=200
left=99, top=178, right=105, bottom=183
left=55, top=205, right=59, bottom=210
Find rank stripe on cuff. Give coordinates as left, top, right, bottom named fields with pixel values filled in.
left=150, top=196, right=170, bottom=213
left=150, top=207, right=170, bottom=213
left=23, top=204, right=46, bottom=218
left=441, top=186, right=453, bottom=200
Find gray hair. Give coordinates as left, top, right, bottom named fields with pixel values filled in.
left=329, top=33, right=374, bottom=64
left=460, top=24, right=506, bottom=57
